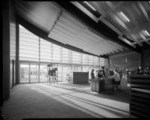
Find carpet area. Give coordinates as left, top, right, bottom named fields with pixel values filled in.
left=2, top=82, right=135, bottom=119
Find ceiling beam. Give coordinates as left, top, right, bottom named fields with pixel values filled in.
left=99, top=17, right=123, bottom=36
left=131, top=38, right=150, bottom=45
left=118, top=36, right=136, bottom=48
left=70, top=1, right=98, bottom=22
left=122, top=23, right=150, bottom=35
left=56, top=1, right=140, bottom=53
left=91, top=1, right=124, bottom=17
left=123, top=35, right=143, bottom=47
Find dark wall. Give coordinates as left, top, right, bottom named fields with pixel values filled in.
left=142, top=48, right=150, bottom=68
left=3, top=0, right=10, bottom=101
left=10, top=0, right=17, bottom=88
left=109, top=51, right=140, bottom=69
left=3, top=0, right=17, bottom=101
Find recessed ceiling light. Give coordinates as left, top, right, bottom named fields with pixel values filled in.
left=114, top=15, right=127, bottom=30
left=84, top=1, right=96, bottom=11
left=144, top=30, right=150, bottom=36
left=140, top=33, right=146, bottom=40
left=120, top=11, right=130, bottom=22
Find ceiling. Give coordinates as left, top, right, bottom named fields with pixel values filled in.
left=15, top=0, right=150, bottom=57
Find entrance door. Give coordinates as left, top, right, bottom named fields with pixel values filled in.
left=20, top=64, right=30, bottom=83
left=62, top=66, right=69, bottom=82
left=30, top=64, right=39, bottom=83
left=40, top=64, right=48, bottom=82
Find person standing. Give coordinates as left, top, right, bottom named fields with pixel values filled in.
left=91, top=69, right=95, bottom=79
left=108, top=69, right=120, bottom=91
left=98, top=70, right=105, bottom=92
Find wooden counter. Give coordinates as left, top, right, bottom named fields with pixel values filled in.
left=129, top=74, right=150, bottom=118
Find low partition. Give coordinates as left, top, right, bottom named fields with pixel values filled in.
left=73, top=72, right=89, bottom=84
left=129, top=75, right=150, bottom=118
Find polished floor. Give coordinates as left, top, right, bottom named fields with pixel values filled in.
left=2, top=82, right=135, bottom=119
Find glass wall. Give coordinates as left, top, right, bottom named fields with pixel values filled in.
left=19, top=25, right=108, bottom=83
left=20, top=64, right=29, bottom=83
left=30, top=64, right=39, bottom=83
left=40, top=38, right=52, bottom=62
left=19, top=25, right=39, bottom=61
left=40, top=64, right=48, bottom=82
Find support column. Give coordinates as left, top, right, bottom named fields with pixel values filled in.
left=107, top=57, right=110, bottom=69
left=16, top=23, right=20, bottom=84
left=3, top=0, right=10, bottom=101
left=139, top=52, right=143, bottom=68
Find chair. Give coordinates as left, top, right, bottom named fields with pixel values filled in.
left=112, top=81, right=120, bottom=92
left=104, top=79, right=120, bottom=93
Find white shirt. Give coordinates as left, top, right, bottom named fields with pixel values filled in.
left=109, top=71, right=120, bottom=81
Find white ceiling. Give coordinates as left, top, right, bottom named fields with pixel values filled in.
left=71, top=1, right=150, bottom=48
left=15, top=1, right=126, bottom=56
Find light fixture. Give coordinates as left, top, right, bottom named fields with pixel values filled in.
left=83, top=1, right=96, bottom=11
left=114, top=15, right=127, bottom=30
left=140, top=33, right=146, bottom=40
left=144, top=30, right=150, bottom=36
left=120, top=11, right=130, bottom=22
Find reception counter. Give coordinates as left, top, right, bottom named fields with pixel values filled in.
left=89, top=78, right=114, bottom=92
left=129, top=75, right=150, bottom=118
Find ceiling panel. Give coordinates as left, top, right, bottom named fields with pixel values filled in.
left=49, top=12, right=124, bottom=55
left=71, top=1, right=150, bottom=48
left=16, top=0, right=128, bottom=56
left=49, top=9, right=124, bottom=55
left=16, top=1, right=61, bottom=33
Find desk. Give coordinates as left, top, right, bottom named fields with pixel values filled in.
left=89, top=78, right=113, bottom=92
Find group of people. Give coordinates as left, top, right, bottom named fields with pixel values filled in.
left=90, top=66, right=150, bottom=92
left=48, top=67, right=58, bottom=84
left=91, top=67, right=121, bottom=84
left=91, top=67, right=121, bottom=92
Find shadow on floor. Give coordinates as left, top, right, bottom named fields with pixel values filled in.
left=32, top=84, right=131, bottom=118
left=49, top=82, right=130, bottom=104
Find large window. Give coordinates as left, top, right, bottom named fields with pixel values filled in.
left=82, top=54, right=89, bottom=65
left=40, top=38, right=52, bottom=62
left=72, top=51, right=81, bottom=64
left=19, top=25, right=39, bottom=61
left=19, top=24, right=107, bottom=65
left=52, top=44, right=61, bottom=62
left=19, top=25, right=108, bottom=83
left=62, top=48, right=69, bottom=63
left=100, top=58, right=106, bottom=67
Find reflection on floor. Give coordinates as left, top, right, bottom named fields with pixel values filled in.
left=2, top=82, right=136, bottom=119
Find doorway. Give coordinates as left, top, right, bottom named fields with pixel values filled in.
left=20, top=63, right=30, bottom=83
left=20, top=62, right=50, bottom=83
left=30, top=64, right=39, bottom=83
